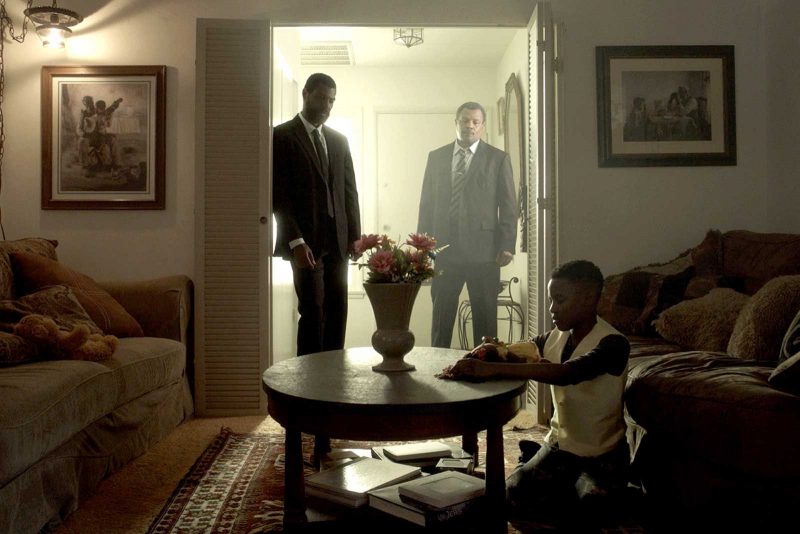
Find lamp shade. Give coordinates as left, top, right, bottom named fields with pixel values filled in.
left=24, top=3, right=83, bottom=48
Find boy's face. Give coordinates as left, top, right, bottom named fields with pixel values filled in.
left=547, top=277, right=596, bottom=331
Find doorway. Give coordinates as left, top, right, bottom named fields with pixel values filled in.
left=271, top=26, right=531, bottom=363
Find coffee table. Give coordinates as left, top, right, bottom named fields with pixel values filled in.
left=262, top=346, right=526, bottom=529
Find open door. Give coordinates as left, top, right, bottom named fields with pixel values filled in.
left=195, top=19, right=272, bottom=416
left=526, top=1, right=558, bottom=424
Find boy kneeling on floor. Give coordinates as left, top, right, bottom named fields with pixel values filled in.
left=441, top=260, right=631, bottom=524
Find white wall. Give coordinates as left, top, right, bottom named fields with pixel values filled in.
left=549, top=0, right=777, bottom=277
left=762, top=0, right=800, bottom=234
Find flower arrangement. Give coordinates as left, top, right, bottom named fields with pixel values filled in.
left=352, top=232, right=443, bottom=284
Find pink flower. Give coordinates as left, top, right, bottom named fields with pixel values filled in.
left=354, top=233, right=381, bottom=255
left=368, top=250, right=396, bottom=274
left=406, top=232, right=437, bottom=252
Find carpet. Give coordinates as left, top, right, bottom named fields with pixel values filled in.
left=147, top=423, right=649, bottom=533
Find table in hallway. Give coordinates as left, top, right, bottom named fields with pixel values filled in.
left=262, top=346, right=526, bottom=530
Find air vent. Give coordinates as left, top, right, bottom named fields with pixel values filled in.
left=300, top=41, right=354, bottom=66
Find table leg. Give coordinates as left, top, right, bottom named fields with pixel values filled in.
left=485, top=423, right=507, bottom=530
left=462, top=431, right=479, bottom=465
left=283, top=427, right=307, bottom=526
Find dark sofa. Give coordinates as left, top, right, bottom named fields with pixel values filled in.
left=598, top=230, right=800, bottom=531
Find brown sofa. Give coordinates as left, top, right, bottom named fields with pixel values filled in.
left=0, top=239, right=194, bottom=533
left=598, top=230, right=800, bottom=531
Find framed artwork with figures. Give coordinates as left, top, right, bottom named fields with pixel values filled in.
left=41, top=65, right=166, bottom=209
left=596, top=46, right=735, bottom=167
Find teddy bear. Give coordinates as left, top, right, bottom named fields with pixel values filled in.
left=464, top=336, right=541, bottom=363
left=14, top=314, right=118, bottom=362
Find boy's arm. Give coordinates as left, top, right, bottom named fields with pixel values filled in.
left=447, top=358, right=574, bottom=384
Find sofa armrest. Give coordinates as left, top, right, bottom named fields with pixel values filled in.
left=99, top=275, right=193, bottom=345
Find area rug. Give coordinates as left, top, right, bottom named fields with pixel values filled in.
left=147, top=426, right=647, bottom=533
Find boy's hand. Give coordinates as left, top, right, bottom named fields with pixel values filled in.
left=443, top=358, right=493, bottom=381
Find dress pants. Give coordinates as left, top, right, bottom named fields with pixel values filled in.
left=290, top=222, right=346, bottom=461
left=430, top=252, right=500, bottom=348
left=291, top=224, right=348, bottom=357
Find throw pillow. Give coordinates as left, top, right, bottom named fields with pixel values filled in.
left=0, top=238, right=59, bottom=301
left=653, top=288, right=749, bottom=352
left=727, top=275, right=800, bottom=361
left=768, top=351, right=800, bottom=391
left=779, top=308, right=800, bottom=363
left=0, top=331, right=40, bottom=365
left=598, top=251, right=694, bottom=335
left=9, top=252, right=144, bottom=337
left=0, top=285, right=102, bottom=335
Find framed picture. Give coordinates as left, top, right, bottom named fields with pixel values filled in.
left=41, top=65, right=166, bottom=209
left=596, top=46, right=735, bottom=167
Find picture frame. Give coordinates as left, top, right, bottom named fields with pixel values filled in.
left=496, top=95, right=505, bottom=136
left=41, top=65, right=166, bottom=209
left=596, top=46, right=736, bottom=167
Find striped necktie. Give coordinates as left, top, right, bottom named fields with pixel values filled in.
left=449, top=147, right=470, bottom=223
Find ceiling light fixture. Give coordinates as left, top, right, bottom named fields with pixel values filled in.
left=393, top=28, right=423, bottom=48
left=24, top=0, right=83, bottom=49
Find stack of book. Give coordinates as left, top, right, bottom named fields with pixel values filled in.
left=371, top=441, right=473, bottom=470
left=368, top=470, right=486, bottom=527
left=305, top=457, right=422, bottom=508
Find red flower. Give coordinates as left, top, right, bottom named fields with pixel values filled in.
left=406, top=232, right=436, bottom=252
left=368, top=250, right=396, bottom=275
left=354, top=233, right=381, bottom=255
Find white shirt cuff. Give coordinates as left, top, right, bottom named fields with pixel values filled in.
left=289, top=238, right=306, bottom=249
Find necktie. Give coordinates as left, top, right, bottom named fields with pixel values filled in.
left=449, top=148, right=470, bottom=224
left=312, top=128, right=334, bottom=217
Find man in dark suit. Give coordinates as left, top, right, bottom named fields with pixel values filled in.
left=272, top=73, right=361, bottom=460
left=418, top=101, right=517, bottom=348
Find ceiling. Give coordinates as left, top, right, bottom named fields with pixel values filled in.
left=274, top=26, right=522, bottom=68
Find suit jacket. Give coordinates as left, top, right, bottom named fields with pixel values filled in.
left=417, top=140, right=517, bottom=263
left=272, top=115, right=361, bottom=260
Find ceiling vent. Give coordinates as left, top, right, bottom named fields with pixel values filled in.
left=300, top=41, right=354, bottom=66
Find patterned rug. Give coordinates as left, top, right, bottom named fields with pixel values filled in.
left=147, top=425, right=648, bottom=533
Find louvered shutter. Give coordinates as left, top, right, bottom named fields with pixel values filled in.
left=195, top=19, right=272, bottom=415
left=527, top=3, right=557, bottom=423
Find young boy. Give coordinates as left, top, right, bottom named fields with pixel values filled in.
left=444, top=260, right=631, bottom=522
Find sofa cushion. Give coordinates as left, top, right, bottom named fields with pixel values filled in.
left=780, top=308, right=800, bottom=364
left=625, top=351, right=800, bottom=480
left=769, top=352, right=800, bottom=391
left=653, top=288, right=749, bottom=352
left=722, top=230, right=800, bottom=294
left=0, top=238, right=59, bottom=301
left=598, top=251, right=694, bottom=335
left=0, top=336, right=186, bottom=486
left=9, top=252, right=143, bottom=338
left=727, top=275, right=800, bottom=361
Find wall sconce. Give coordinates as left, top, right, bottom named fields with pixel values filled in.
left=24, top=1, right=83, bottom=49
left=0, top=0, right=82, bottom=238
left=393, top=28, right=423, bottom=48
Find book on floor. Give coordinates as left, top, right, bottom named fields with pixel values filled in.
left=305, top=457, right=422, bottom=508
left=382, top=441, right=455, bottom=462
left=368, top=475, right=485, bottom=527
left=397, top=470, right=485, bottom=510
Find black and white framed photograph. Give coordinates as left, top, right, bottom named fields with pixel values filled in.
left=41, top=65, right=166, bottom=209
left=596, top=46, right=736, bottom=167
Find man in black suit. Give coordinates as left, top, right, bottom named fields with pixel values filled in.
left=418, top=101, right=517, bottom=348
left=272, top=73, right=361, bottom=459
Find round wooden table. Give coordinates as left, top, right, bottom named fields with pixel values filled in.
left=262, top=346, right=526, bottom=529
